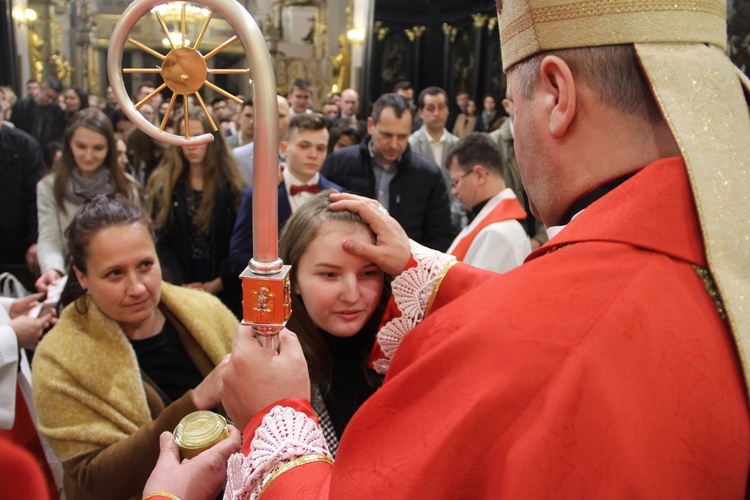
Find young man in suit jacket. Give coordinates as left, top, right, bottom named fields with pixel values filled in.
left=228, top=113, right=342, bottom=277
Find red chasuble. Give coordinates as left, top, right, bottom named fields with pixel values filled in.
left=246, top=158, right=750, bottom=498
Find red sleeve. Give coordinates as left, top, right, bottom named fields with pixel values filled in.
left=368, top=257, right=418, bottom=368
left=240, top=399, right=332, bottom=499
left=369, top=259, right=491, bottom=369
left=241, top=398, right=317, bottom=455
left=428, top=263, right=490, bottom=313
left=368, top=293, right=400, bottom=367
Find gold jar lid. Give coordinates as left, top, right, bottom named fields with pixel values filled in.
left=173, top=411, right=228, bottom=459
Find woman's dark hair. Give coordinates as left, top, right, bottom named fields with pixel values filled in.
left=279, top=190, right=388, bottom=394
left=279, top=190, right=371, bottom=275
left=112, top=108, right=130, bottom=126
left=58, top=194, right=156, bottom=310
left=65, top=87, right=89, bottom=114
left=126, top=127, right=166, bottom=184
left=327, top=122, right=365, bottom=154
left=43, top=141, right=62, bottom=171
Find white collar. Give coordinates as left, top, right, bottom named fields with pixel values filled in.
left=283, top=167, right=320, bottom=188
left=424, top=126, right=448, bottom=144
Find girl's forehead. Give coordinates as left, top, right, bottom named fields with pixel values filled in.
left=314, top=219, right=366, bottom=237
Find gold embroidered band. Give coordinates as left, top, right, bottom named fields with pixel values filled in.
left=259, top=454, right=334, bottom=498
left=499, top=0, right=726, bottom=70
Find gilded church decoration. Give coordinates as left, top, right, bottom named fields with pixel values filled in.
left=405, top=25, right=426, bottom=43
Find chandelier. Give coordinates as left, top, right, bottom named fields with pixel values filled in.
left=152, top=2, right=208, bottom=48
left=162, top=31, right=190, bottom=48
left=152, top=2, right=210, bottom=24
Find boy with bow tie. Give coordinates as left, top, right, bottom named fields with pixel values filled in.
left=229, top=114, right=343, bottom=277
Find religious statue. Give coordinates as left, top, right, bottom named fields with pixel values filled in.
left=29, top=31, right=45, bottom=82
left=330, top=33, right=350, bottom=94
left=51, top=52, right=73, bottom=87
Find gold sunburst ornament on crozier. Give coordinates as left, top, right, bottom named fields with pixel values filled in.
left=108, top=0, right=258, bottom=145
left=108, top=0, right=291, bottom=351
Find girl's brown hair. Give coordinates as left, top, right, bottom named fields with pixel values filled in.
left=146, top=107, right=247, bottom=232
left=279, top=190, right=388, bottom=394
left=51, top=108, right=140, bottom=212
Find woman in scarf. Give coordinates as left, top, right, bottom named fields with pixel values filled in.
left=35, top=108, right=141, bottom=292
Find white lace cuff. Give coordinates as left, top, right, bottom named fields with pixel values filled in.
left=374, top=240, right=456, bottom=374
left=223, top=406, right=332, bottom=500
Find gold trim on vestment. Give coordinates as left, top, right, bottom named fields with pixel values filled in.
left=425, top=260, right=459, bottom=318
left=693, top=265, right=727, bottom=322
left=259, top=454, right=334, bottom=498
left=143, top=492, right=182, bottom=500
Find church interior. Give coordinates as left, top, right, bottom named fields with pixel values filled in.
left=2, top=0, right=743, bottom=114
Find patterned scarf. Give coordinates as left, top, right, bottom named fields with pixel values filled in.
left=65, top=167, right=114, bottom=205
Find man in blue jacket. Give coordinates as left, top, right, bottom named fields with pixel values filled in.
left=321, top=93, right=454, bottom=251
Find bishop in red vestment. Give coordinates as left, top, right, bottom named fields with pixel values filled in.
left=142, top=0, right=750, bottom=498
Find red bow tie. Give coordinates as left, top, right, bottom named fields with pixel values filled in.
left=290, top=184, right=319, bottom=195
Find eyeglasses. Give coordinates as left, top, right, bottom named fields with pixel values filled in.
left=450, top=170, right=472, bottom=188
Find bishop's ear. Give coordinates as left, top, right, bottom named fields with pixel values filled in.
left=539, top=55, right=577, bottom=138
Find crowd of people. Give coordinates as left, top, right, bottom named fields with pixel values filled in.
left=0, top=68, right=538, bottom=500
left=1, top=0, right=749, bottom=496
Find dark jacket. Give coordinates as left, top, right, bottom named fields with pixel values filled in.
left=474, top=110, right=504, bottom=133
left=321, top=138, right=454, bottom=251
left=228, top=176, right=343, bottom=278
left=0, top=125, right=45, bottom=263
left=152, top=180, right=241, bottom=315
left=10, top=96, right=65, bottom=148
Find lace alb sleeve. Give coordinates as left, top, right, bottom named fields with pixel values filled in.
left=224, top=406, right=332, bottom=500
left=373, top=240, right=456, bottom=374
